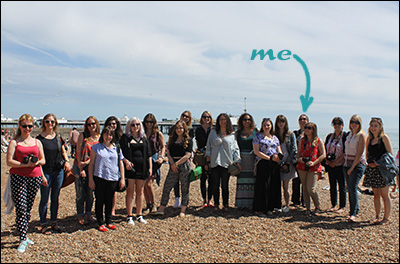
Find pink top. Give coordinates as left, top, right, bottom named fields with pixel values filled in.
left=10, top=143, right=42, bottom=177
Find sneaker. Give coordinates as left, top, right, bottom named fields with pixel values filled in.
left=136, top=215, right=147, bottom=224
left=179, top=212, right=186, bottom=218
left=282, top=206, right=290, bottom=213
left=17, top=240, right=28, bottom=253
left=173, top=197, right=181, bottom=208
left=151, top=210, right=165, bottom=216
left=127, top=217, right=135, bottom=226
left=26, top=237, right=34, bottom=245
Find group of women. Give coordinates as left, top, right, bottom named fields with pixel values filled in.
left=5, top=111, right=398, bottom=253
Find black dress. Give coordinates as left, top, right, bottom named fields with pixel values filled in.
left=119, top=134, right=152, bottom=180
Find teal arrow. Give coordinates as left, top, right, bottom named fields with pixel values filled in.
left=293, top=54, right=313, bottom=112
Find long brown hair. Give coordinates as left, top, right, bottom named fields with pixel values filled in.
left=302, top=122, right=319, bottom=146
left=215, top=113, right=234, bottom=135
left=143, top=113, right=160, bottom=138
left=368, top=117, right=385, bottom=140
left=274, top=115, right=289, bottom=144
left=167, top=120, right=189, bottom=150
left=40, top=113, right=59, bottom=133
left=83, top=116, right=100, bottom=139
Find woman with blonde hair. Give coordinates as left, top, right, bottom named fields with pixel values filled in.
left=296, top=122, right=326, bottom=216
left=6, top=114, right=46, bottom=253
left=73, top=116, right=100, bottom=225
left=36, top=113, right=70, bottom=234
left=120, top=117, right=152, bottom=225
left=363, top=117, right=395, bottom=225
left=343, top=114, right=367, bottom=223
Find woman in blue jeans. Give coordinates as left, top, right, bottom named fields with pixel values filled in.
left=343, top=114, right=367, bottom=223
left=36, top=113, right=71, bottom=234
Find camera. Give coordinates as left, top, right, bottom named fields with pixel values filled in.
left=326, top=153, right=336, bottom=161
left=279, top=162, right=290, bottom=174
left=302, top=157, right=312, bottom=171
left=23, top=154, right=38, bottom=164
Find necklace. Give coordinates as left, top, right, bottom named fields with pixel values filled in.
left=21, top=137, right=30, bottom=144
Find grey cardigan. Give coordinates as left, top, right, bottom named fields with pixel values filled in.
left=205, top=130, right=241, bottom=169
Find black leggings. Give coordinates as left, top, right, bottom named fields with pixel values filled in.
left=210, top=166, right=230, bottom=206
left=93, top=176, right=118, bottom=226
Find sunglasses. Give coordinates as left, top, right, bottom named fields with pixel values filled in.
left=109, top=122, right=117, bottom=126
left=87, top=122, right=96, bottom=126
left=371, top=117, right=382, bottom=122
left=44, top=120, right=55, bottom=124
left=21, top=124, right=34, bottom=129
left=304, top=126, right=312, bottom=130
left=202, top=116, right=211, bottom=119
left=144, top=120, right=154, bottom=124
left=332, top=122, right=343, bottom=126
left=243, top=118, right=252, bottom=122
left=350, top=120, right=360, bottom=125
left=131, top=123, right=141, bottom=127
left=181, top=114, right=190, bottom=119
left=299, top=117, right=308, bottom=121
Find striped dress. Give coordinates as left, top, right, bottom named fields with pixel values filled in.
left=235, top=130, right=257, bottom=209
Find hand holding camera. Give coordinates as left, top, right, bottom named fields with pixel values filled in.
left=302, top=157, right=312, bottom=171
left=22, top=154, right=38, bottom=166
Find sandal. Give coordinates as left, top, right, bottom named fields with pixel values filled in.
left=40, top=225, right=51, bottom=235
left=78, top=218, right=89, bottom=225
left=51, top=223, right=63, bottom=233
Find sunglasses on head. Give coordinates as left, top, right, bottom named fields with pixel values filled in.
left=304, top=126, right=312, bottom=130
left=21, top=124, right=34, bottom=129
left=44, top=120, right=55, bottom=124
left=350, top=120, right=360, bottom=125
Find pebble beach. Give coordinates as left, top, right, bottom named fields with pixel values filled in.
left=1, top=148, right=399, bottom=263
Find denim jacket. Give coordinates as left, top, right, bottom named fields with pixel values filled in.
left=283, top=132, right=297, bottom=164
left=376, top=152, right=399, bottom=184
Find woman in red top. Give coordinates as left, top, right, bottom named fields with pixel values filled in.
left=296, top=122, right=326, bottom=216
left=6, top=114, right=46, bottom=253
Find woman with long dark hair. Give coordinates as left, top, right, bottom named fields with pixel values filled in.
left=205, top=113, right=241, bottom=212
left=253, top=118, right=282, bottom=217
left=234, top=113, right=257, bottom=209
left=143, top=113, right=166, bottom=213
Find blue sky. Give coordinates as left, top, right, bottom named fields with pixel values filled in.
left=1, top=1, right=399, bottom=132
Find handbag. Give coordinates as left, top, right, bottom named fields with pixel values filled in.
left=61, top=168, right=75, bottom=188
left=193, top=149, right=206, bottom=166
left=189, top=166, right=202, bottom=182
left=222, top=146, right=240, bottom=176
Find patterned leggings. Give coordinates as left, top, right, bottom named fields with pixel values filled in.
left=10, top=174, right=42, bottom=241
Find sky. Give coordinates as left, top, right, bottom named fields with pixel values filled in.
left=1, top=1, right=399, bottom=132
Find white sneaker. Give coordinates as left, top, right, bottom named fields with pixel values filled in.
left=26, top=237, right=34, bottom=245
left=17, top=240, right=28, bottom=253
left=282, top=206, right=290, bottom=213
left=127, top=217, right=135, bottom=226
left=136, top=215, right=147, bottom=224
left=173, top=197, right=181, bottom=208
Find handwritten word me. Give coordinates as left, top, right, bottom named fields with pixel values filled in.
left=250, top=49, right=292, bottom=61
